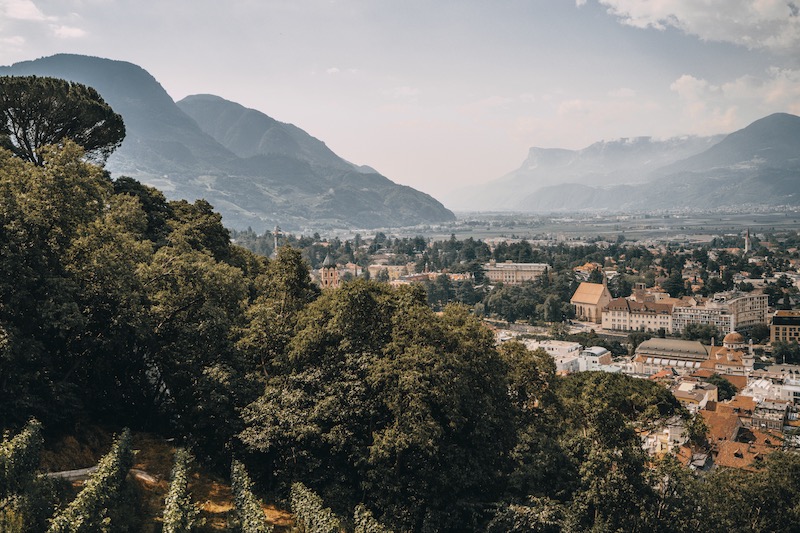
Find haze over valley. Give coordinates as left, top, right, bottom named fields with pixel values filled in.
left=2, top=1, right=798, bottom=211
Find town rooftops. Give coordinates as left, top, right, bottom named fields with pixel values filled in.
left=605, top=298, right=673, bottom=314
left=772, top=310, right=800, bottom=326
left=636, top=338, right=710, bottom=359
left=485, top=260, right=550, bottom=271
left=571, top=282, right=609, bottom=305
left=582, top=346, right=610, bottom=357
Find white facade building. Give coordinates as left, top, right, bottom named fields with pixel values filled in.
left=577, top=346, right=612, bottom=372
left=671, top=291, right=768, bottom=335
left=523, top=339, right=582, bottom=359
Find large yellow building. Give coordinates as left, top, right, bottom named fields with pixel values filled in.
left=483, top=260, right=550, bottom=285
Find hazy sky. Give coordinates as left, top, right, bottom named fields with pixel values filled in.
left=1, top=0, right=799, bottom=200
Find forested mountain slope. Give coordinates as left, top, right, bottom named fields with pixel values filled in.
left=0, top=54, right=455, bottom=230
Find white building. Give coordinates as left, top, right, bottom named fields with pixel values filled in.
left=641, top=416, right=688, bottom=456
left=577, top=346, right=612, bottom=372
left=602, top=298, right=674, bottom=333
left=555, top=355, right=580, bottom=374
left=523, top=339, right=583, bottom=374
left=670, top=379, right=718, bottom=413
left=671, top=291, right=768, bottom=335
left=522, top=339, right=582, bottom=359
left=748, top=364, right=800, bottom=405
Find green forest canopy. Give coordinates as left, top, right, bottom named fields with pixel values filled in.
left=0, top=75, right=125, bottom=165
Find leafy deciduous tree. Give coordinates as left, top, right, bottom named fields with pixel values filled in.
left=0, top=76, right=124, bottom=166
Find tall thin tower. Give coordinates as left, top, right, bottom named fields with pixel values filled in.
left=744, top=228, right=751, bottom=255
left=271, top=225, right=282, bottom=258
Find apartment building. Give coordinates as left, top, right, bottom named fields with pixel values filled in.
left=672, top=291, right=768, bottom=335
left=601, top=298, right=674, bottom=333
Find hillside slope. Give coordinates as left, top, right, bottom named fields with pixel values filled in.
left=512, top=113, right=800, bottom=212
left=0, top=54, right=455, bottom=230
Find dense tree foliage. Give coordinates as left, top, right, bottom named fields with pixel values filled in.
left=681, top=323, right=721, bottom=344
left=705, top=373, right=738, bottom=401
left=290, top=482, right=341, bottom=533
left=773, top=340, right=800, bottom=364
left=0, top=76, right=125, bottom=165
left=241, top=282, right=515, bottom=530
left=353, top=504, right=392, bottom=533
left=230, top=460, right=273, bottom=533
left=47, top=429, right=133, bottom=533
left=4, top=136, right=800, bottom=531
left=162, top=449, right=199, bottom=533
left=0, top=419, right=42, bottom=498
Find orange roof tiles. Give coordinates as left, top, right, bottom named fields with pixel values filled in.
left=701, top=409, right=741, bottom=443
left=724, top=375, right=748, bottom=390
left=570, top=282, right=609, bottom=305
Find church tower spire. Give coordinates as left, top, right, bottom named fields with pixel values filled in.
left=744, top=228, right=751, bottom=255
left=320, top=252, right=339, bottom=289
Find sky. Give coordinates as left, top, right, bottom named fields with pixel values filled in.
left=1, top=0, right=799, bottom=202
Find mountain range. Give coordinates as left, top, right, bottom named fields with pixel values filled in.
left=450, top=113, right=800, bottom=213
left=0, top=54, right=455, bottom=231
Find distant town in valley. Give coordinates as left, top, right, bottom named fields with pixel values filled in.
left=232, top=214, right=800, bottom=474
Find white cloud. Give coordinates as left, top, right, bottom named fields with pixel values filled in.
left=51, top=24, right=85, bottom=38
left=0, top=1, right=87, bottom=40
left=1, top=0, right=46, bottom=21
left=326, top=67, right=340, bottom=74
left=594, top=0, right=800, bottom=50
left=669, top=68, right=800, bottom=132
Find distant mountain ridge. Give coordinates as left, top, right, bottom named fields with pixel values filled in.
left=515, top=113, right=800, bottom=212
left=449, top=113, right=799, bottom=212
left=0, top=54, right=455, bottom=230
left=449, top=134, right=724, bottom=210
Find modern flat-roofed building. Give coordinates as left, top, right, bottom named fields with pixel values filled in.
left=523, top=339, right=582, bottom=359
left=672, top=291, right=768, bottom=335
left=771, top=310, right=800, bottom=344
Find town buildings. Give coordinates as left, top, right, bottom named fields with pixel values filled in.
left=602, top=298, right=674, bottom=333
left=671, top=291, right=768, bottom=335
left=771, top=309, right=800, bottom=343
left=632, top=338, right=710, bottom=375
left=577, top=346, right=614, bottom=372
left=522, top=339, right=582, bottom=359
left=570, top=281, right=612, bottom=323
left=319, top=253, right=339, bottom=289
left=700, top=331, right=755, bottom=377
left=669, top=378, right=718, bottom=413
left=483, top=260, right=550, bottom=285
left=631, top=332, right=755, bottom=377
